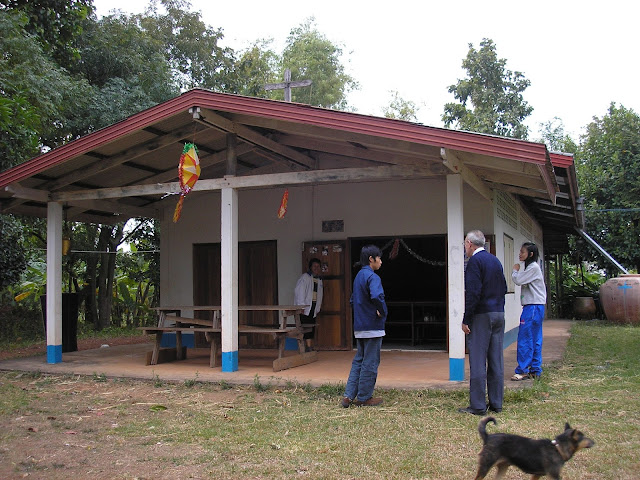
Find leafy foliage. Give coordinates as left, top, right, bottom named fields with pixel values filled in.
left=280, top=17, right=359, bottom=109
left=382, top=90, right=420, bottom=122
left=232, top=39, right=280, bottom=98
left=0, top=215, right=27, bottom=289
left=0, top=0, right=92, bottom=68
left=576, top=103, right=640, bottom=272
left=442, top=38, right=533, bottom=139
left=547, top=257, right=605, bottom=318
left=536, top=117, right=577, bottom=153
left=137, top=0, right=234, bottom=91
left=0, top=10, right=90, bottom=167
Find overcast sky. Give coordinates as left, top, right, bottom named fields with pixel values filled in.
left=94, top=0, right=639, bottom=142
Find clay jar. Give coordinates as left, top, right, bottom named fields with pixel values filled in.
left=573, top=296, right=596, bottom=319
left=599, top=274, right=640, bottom=324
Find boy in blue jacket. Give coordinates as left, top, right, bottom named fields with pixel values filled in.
left=341, top=245, right=387, bottom=407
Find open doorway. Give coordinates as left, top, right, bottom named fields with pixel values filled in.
left=349, top=236, right=447, bottom=351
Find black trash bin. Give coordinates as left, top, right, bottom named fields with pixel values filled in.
left=41, top=293, right=79, bottom=352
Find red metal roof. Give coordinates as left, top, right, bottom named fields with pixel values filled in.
left=0, top=89, right=560, bottom=189
left=549, top=152, right=574, bottom=168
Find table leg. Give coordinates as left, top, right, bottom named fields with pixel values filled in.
left=151, top=332, right=163, bottom=365
left=176, top=331, right=183, bottom=360
left=205, top=332, right=218, bottom=367
left=277, top=334, right=286, bottom=359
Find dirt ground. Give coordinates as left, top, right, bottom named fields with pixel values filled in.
left=0, top=367, right=249, bottom=479
left=0, top=335, right=198, bottom=479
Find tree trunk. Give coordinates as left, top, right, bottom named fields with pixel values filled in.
left=96, top=224, right=124, bottom=330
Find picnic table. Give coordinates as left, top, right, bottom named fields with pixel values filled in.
left=139, top=305, right=317, bottom=371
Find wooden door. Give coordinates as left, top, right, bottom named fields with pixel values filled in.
left=193, top=241, right=278, bottom=348
left=302, top=241, right=349, bottom=350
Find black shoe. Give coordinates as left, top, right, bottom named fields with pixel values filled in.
left=457, top=406, right=487, bottom=416
left=354, top=397, right=383, bottom=407
left=487, top=404, right=502, bottom=413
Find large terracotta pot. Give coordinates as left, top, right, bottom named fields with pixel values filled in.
left=573, top=296, right=596, bottom=319
left=599, top=274, right=640, bottom=324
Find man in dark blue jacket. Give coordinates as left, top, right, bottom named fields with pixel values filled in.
left=340, top=245, right=387, bottom=407
left=458, top=230, right=508, bottom=415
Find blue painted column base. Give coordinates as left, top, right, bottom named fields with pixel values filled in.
left=222, top=350, right=238, bottom=372
left=449, top=357, right=465, bottom=381
left=47, top=344, right=62, bottom=364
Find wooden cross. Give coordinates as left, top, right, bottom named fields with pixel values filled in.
left=264, top=68, right=312, bottom=102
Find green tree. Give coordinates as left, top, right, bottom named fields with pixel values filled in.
left=0, top=0, right=92, bottom=68
left=279, top=17, right=358, bottom=109
left=537, top=117, right=577, bottom=153
left=232, top=39, right=280, bottom=98
left=0, top=215, right=27, bottom=289
left=72, top=13, right=178, bottom=132
left=0, top=10, right=91, bottom=167
left=382, top=90, right=419, bottom=122
left=442, top=38, right=533, bottom=139
left=138, top=0, right=235, bottom=91
left=576, top=103, right=640, bottom=272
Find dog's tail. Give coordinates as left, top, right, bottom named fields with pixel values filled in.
left=478, top=416, right=497, bottom=444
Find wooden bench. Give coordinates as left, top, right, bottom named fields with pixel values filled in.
left=139, top=326, right=221, bottom=367
left=140, top=306, right=317, bottom=371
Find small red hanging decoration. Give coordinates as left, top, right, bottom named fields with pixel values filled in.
left=389, top=238, right=400, bottom=259
left=277, top=189, right=289, bottom=219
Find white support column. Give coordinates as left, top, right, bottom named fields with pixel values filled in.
left=447, top=174, right=466, bottom=381
left=220, top=187, right=239, bottom=371
left=46, top=202, right=63, bottom=363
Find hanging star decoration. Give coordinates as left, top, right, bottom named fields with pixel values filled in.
left=277, top=189, right=289, bottom=219
left=173, top=143, right=200, bottom=222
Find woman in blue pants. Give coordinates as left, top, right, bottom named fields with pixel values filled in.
left=511, top=242, right=546, bottom=380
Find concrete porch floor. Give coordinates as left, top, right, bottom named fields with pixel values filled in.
left=0, top=320, right=572, bottom=390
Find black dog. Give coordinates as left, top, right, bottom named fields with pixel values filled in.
left=473, top=416, right=594, bottom=479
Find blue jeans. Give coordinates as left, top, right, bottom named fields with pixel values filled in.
left=515, top=304, right=545, bottom=375
left=344, top=337, right=383, bottom=402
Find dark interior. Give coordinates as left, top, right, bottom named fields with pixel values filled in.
left=349, top=236, right=447, bottom=350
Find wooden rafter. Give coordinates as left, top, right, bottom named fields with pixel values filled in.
left=440, top=148, right=493, bottom=201
left=195, top=108, right=316, bottom=169
left=52, top=164, right=439, bottom=202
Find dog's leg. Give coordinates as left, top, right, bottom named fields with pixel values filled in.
left=493, top=461, right=509, bottom=480
left=474, top=448, right=496, bottom=480
left=473, top=461, right=491, bottom=480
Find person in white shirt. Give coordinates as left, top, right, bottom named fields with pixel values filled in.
left=294, top=258, right=323, bottom=351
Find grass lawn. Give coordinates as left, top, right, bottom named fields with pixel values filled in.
left=0, top=321, right=638, bottom=479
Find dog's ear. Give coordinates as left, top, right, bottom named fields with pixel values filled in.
left=565, top=422, right=571, bottom=431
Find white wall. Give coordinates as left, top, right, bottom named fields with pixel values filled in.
left=161, top=178, right=451, bottom=307
left=159, top=179, right=543, bottom=339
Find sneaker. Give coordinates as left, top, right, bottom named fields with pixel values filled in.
left=511, top=373, right=529, bottom=381
left=354, top=397, right=383, bottom=407
left=340, top=397, right=352, bottom=408
left=529, top=372, right=541, bottom=380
